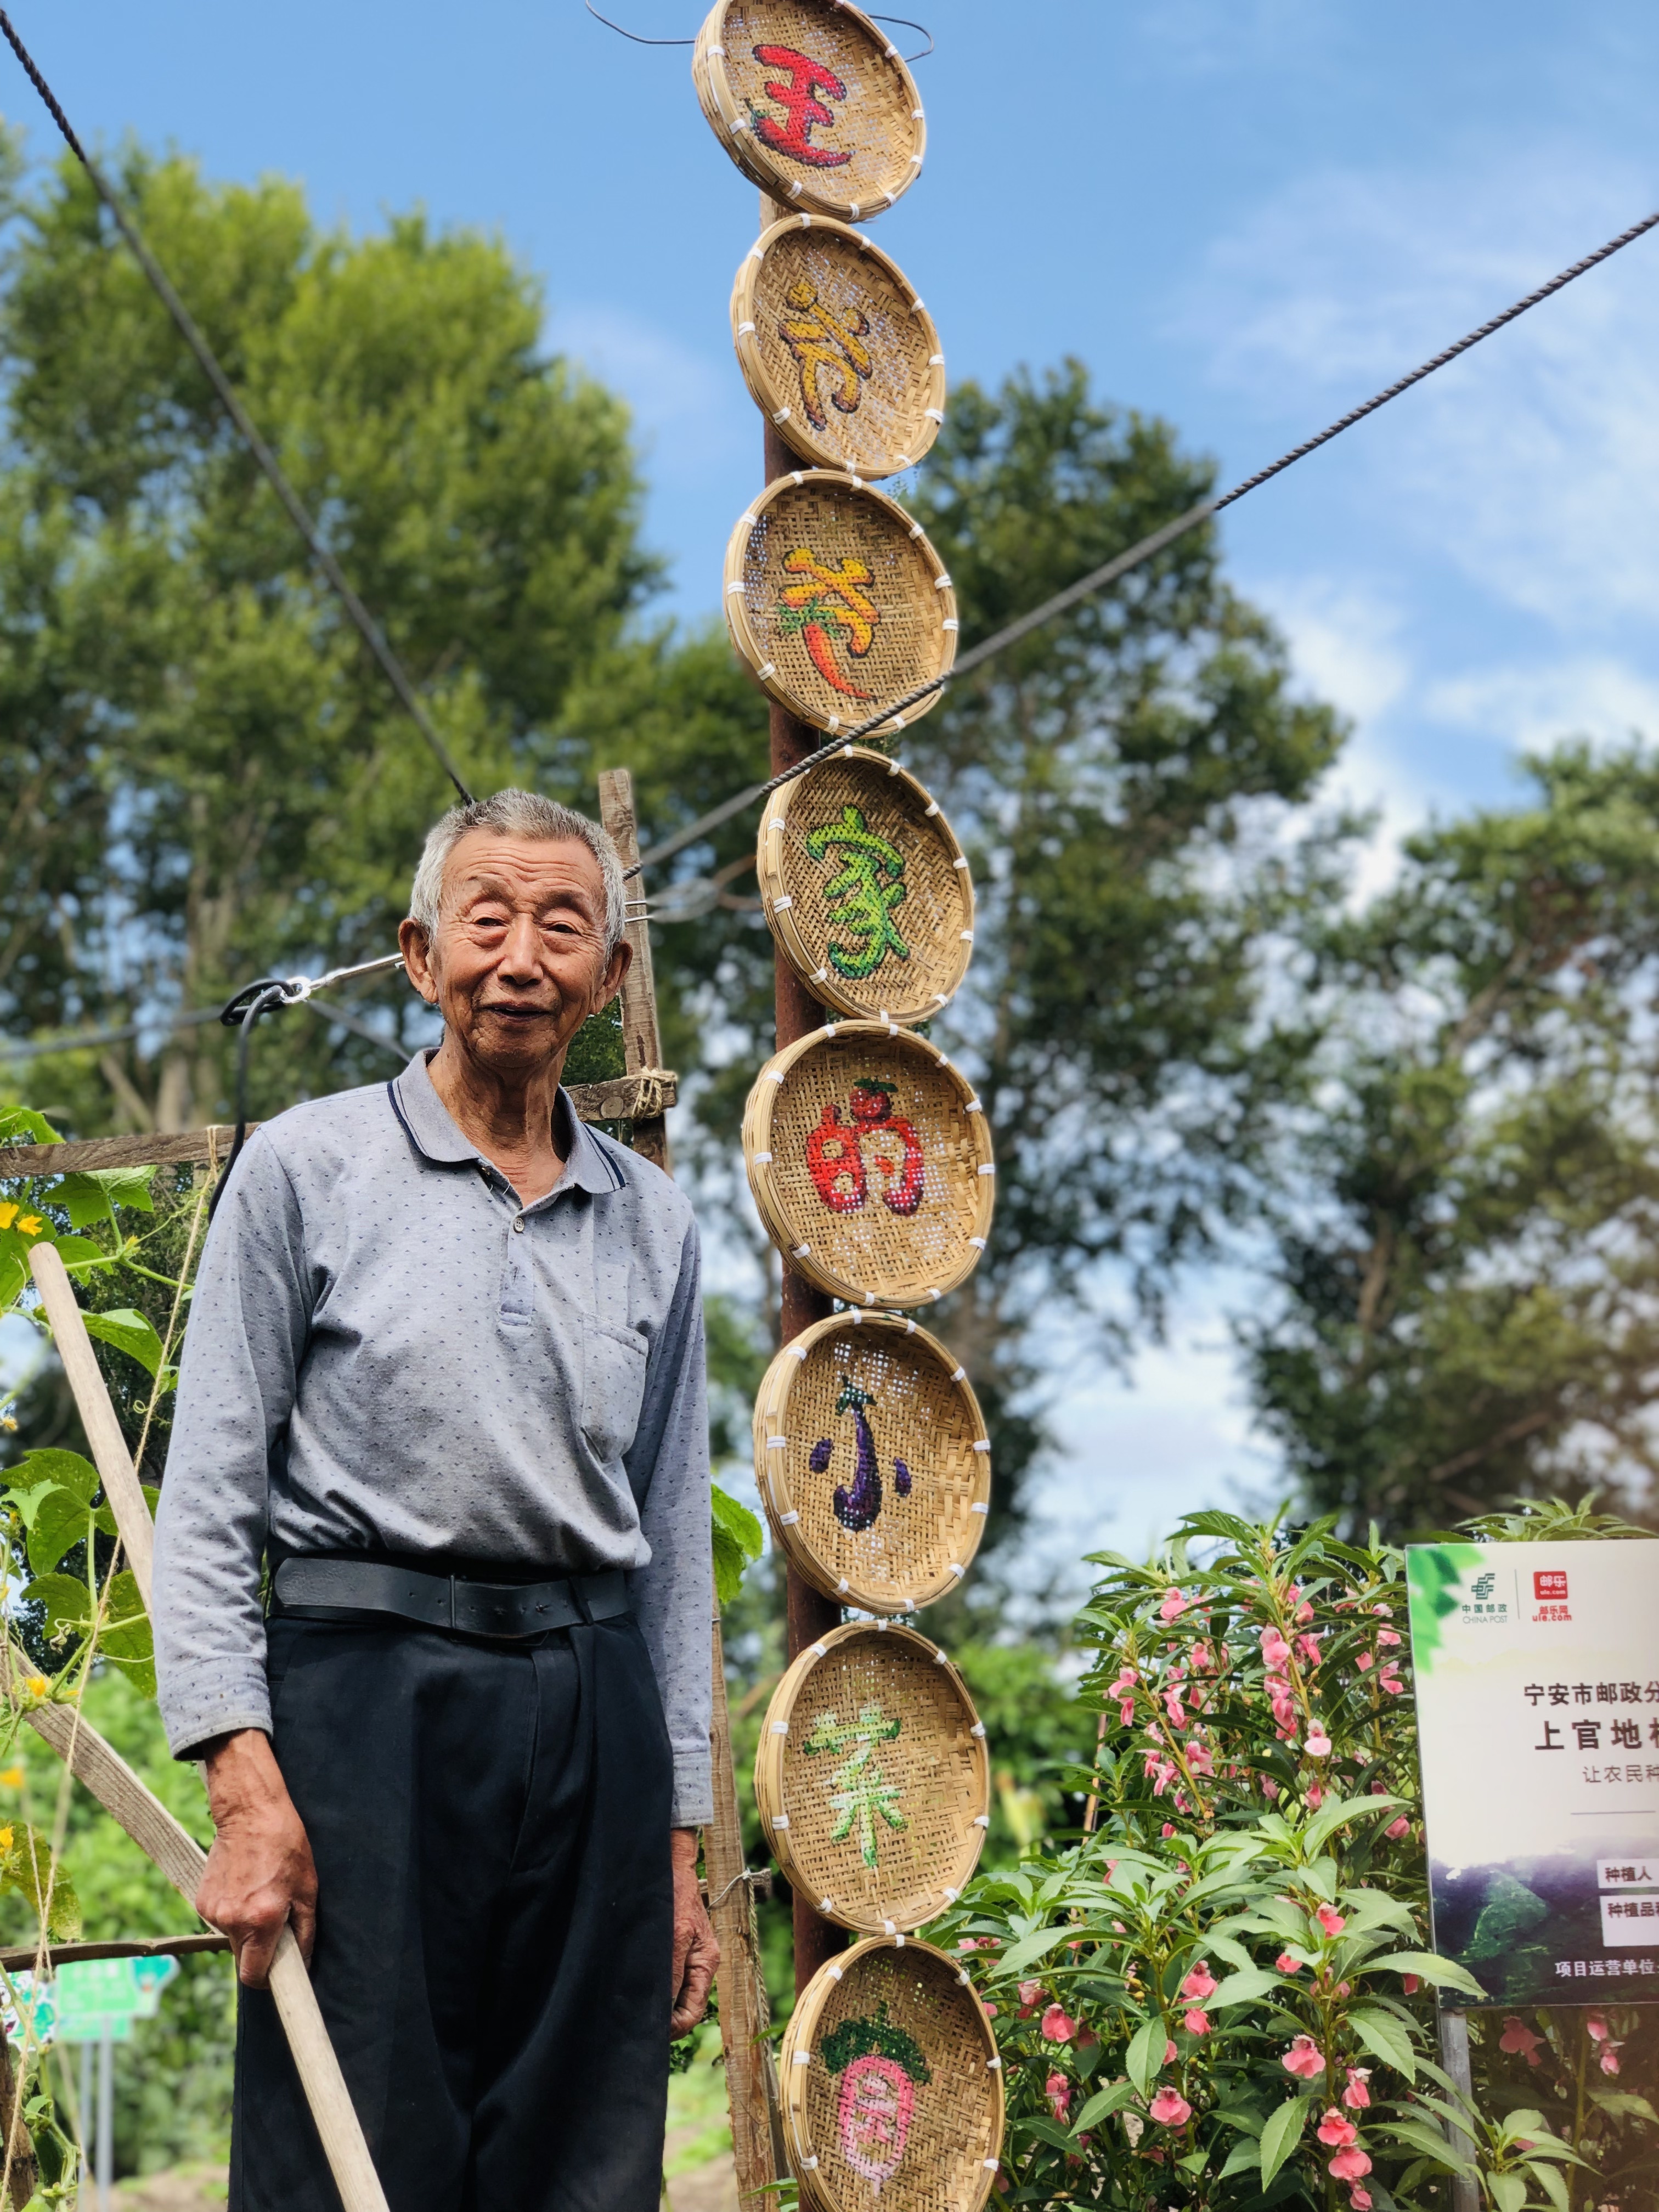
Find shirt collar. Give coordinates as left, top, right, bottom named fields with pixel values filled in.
left=390, top=1050, right=622, bottom=1198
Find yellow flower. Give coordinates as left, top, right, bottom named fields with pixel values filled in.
left=24, top=1678, right=46, bottom=1699
left=0, top=1769, right=23, bottom=1789
left=0, top=1828, right=14, bottom=1853
left=0, top=1204, right=42, bottom=1235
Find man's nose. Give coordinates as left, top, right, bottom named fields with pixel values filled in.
left=496, top=913, right=546, bottom=978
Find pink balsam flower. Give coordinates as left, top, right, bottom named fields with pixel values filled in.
left=1180, top=1962, right=1217, bottom=2001
left=1304, top=1728, right=1333, bottom=1758
left=1314, top=1903, right=1346, bottom=1937
left=1350, top=2191, right=1373, bottom=2210
left=1158, top=1588, right=1189, bottom=1622
left=1317, top=2111, right=1358, bottom=2148
left=1328, top=2147, right=1372, bottom=2183
left=1017, top=1980, right=1045, bottom=2011
left=1282, top=2035, right=1326, bottom=2079
left=1040, top=2005, right=1076, bottom=2044
left=1385, top=1816, right=1410, bottom=1840
left=1341, top=2068, right=1372, bottom=2110
left=1045, top=2070, right=1070, bottom=2121
left=1182, top=2008, right=1211, bottom=2036
left=1276, top=1952, right=1304, bottom=1975
left=1498, top=2018, right=1543, bottom=2064
left=1147, top=2088, right=1191, bottom=2127
left=1260, top=1627, right=1294, bottom=1670
left=1586, top=2016, right=1611, bottom=2042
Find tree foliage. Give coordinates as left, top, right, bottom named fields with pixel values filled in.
left=1244, top=745, right=1659, bottom=1535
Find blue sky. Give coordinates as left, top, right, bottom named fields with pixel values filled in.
left=28, top=1, right=1659, bottom=1561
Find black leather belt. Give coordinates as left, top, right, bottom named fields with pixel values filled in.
left=271, top=1557, right=631, bottom=1641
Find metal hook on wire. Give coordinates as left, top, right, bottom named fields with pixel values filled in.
left=583, top=0, right=933, bottom=59
left=208, top=953, right=409, bottom=1217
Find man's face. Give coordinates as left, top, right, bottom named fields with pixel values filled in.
left=401, top=832, right=630, bottom=1076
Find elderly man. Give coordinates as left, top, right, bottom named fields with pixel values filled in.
left=153, top=789, right=717, bottom=2211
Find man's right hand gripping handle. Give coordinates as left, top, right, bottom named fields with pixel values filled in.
left=198, top=1729, right=319, bottom=1988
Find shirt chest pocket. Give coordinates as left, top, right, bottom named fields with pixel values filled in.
left=582, top=1319, right=649, bottom=1462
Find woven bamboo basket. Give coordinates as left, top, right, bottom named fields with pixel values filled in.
left=732, top=217, right=945, bottom=479
left=755, top=1622, right=989, bottom=1932
left=725, top=473, right=956, bottom=736
left=743, top=1024, right=993, bottom=1309
left=757, top=744, right=973, bottom=1024
left=754, top=1313, right=990, bottom=1613
left=692, top=1, right=926, bottom=224
left=780, top=1935, right=1003, bottom=2212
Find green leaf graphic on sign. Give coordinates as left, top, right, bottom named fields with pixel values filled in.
left=1404, top=1543, right=1483, bottom=1672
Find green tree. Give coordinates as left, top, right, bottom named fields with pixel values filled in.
left=1, top=141, right=653, bottom=1134
left=1243, top=742, right=1659, bottom=1536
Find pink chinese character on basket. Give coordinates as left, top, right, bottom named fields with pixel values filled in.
left=820, top=2005, right=930, bottom=2185
left=751, top=45, right=854, bottom=169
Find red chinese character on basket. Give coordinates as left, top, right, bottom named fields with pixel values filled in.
left=750, top=45, right=853, bottom=169
left=778, top=548, right=879, bottom=698
left=806, top=1079, right=924, bottom=1216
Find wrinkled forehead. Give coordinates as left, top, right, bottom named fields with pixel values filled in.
left=439, top=831, right=605, bottom=919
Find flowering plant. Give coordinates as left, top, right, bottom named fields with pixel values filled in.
left=943, top=1509, right=1645, bottom=2208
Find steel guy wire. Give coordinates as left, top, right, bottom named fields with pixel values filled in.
left=626, top=202, right=1659, bottom=887
left=0, top=9, right=476, bottom=809
left=583, top=2, right=933, bottom=58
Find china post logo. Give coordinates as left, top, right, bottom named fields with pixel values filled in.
left=1460, top=1568, right=1508, bottom=1623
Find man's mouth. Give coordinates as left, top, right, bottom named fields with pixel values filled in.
left=479, top=1003, right=557, bottom=1022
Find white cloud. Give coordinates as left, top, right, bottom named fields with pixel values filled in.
left=1426, top=657, right=1659, bottom=755
left=547, top=302, right=748, bottom=486
left=1181, top=151, right=1659, bottom=630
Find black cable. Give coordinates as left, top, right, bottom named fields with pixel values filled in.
left=206, top=984, right=287, bottom=1221
left=0, top=10, right=476, bottom=809
left=627, top=203, right=1659, bottom=882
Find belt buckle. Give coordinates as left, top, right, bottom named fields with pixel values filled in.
left=447, top=1575, right=459, bottom=1634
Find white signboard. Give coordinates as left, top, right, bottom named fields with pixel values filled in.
left=1406, top=1538, right=1659, bottom=2006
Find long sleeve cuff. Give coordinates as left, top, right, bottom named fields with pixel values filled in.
left=671, top=1745, right=714, bottom=1830
left=162, top=1666, right=274, bottom=1762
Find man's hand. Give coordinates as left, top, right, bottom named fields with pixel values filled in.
left=670, top=1827, right=719, bottom=2038
left=197, top=1729, right=318, bottom=1989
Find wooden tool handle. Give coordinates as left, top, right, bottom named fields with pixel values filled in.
left=20, top=1666, right=390, bottom=2212
left=26, top=1242, right=155, bottom=1610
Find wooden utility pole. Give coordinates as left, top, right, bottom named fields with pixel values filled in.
left=758, top=191, right=844, bottom=2000
left=597, top=768, right=786, bottom=2203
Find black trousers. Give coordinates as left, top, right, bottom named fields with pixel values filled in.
left=230, top=1612, right=674, bottom=2212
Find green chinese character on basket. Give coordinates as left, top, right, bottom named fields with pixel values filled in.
left=805, top=804, right=911, bottom=981
left=805, top=1702, right=907, bottom=1869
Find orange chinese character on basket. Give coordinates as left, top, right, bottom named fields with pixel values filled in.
left=779, top=277, right=873, bottom=430
left=749, top=44, right=853, bottom=169
left=805, top=1079, right=924, bottom=1216
left=778, top=547, right=879, bottom=697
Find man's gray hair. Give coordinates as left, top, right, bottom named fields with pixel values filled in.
left=409, top=790, right=628, bottom=958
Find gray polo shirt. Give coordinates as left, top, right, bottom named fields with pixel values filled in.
left=153, top=1051, right=713, bottom=1826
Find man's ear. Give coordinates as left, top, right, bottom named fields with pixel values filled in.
left=595, top=937, right=633, bottom=1010
left=398, top=917, right=439, bottom=1007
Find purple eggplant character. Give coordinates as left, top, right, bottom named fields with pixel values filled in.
left=831, top=1375, right=883, bottom=1531
left=894, top=1458, right=911, bottom=1497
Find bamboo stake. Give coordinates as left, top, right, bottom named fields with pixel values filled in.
left=21, top=1249, right=391, bottom=2212
left=597, top=769, right=785, bottom=2200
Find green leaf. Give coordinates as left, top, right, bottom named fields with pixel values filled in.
left=1531, top=2160, right=1570, bottom=2211
left=22, top=1573, right=98, bottom=1639
left=26, top=1489, right=93, bottom=1579
left=56, top=1166, right=155, bottom=1226
left=710, top=1481, right=764, bottom=1607
left=1218, top=2137, right=1261, bottom=2180
left=994, top=1924, right=1085, bottom=1980
left=1379, top=2119, right=1472, bottom=2171
left=1489, top=2174, right=1527, bottom=2212
left=0, top=1825, right=80, bottom=1942
left=81, top=1306, right=167, bottom=1379
left=1305, top=1792, right=1401, bottom=1855
left=1346, top=2005, right=1418, bottom=2081
left=1589, top=2089, right=1659, bottom=2124
left=1071, top=2079, right=1135, bottom=2134
left=1258, top=2096, right=1307, bottom=2188
left=1209, top=1967, right=1285, bottom=2008
left=54, top=1235, right=110, bottom=1273
left=1368, top=1950, right=1486, bottom=1996
left=1125, top=2014, right=1166, bottom=2098
left=1011, top=2116, right=1075, bottom=2151
left=0, top=1107, right=63, bottom=1147
left=5, top=1449, right=99, bottom=1507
